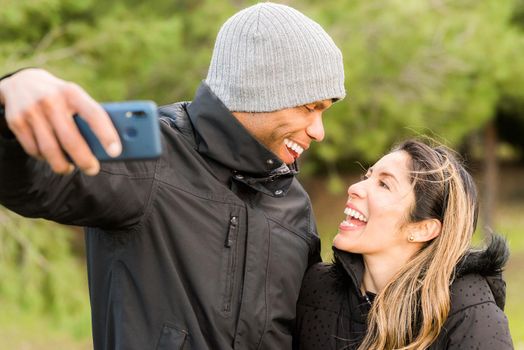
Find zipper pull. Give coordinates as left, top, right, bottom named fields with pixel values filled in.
left=225, top=216, right=238, bottom=247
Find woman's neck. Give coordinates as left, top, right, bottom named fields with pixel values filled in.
left=361, top=251, right=413, bottom=294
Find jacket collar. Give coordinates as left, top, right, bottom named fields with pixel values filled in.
left=332, top=247, right=364, bottom=292
left=332, top=234, right=509, bottom=310
left=187, top=82, right=298, bottom=197
left=331, top=247, right=371, bottom=323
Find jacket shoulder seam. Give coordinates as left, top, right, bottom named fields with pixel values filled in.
left=448, top=299, right=499, bottom=317
left=268, top=216, right=316, bottom=244
left=155, top=177, right=242, bottom=206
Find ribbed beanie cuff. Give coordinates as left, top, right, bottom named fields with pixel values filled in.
left=205, top=2, right=346, bottom=112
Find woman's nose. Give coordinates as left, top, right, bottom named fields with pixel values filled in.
left=347, top=181, right=366, bottom=199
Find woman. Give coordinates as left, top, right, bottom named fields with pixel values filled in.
left=294, top=139, right=513, bottom=349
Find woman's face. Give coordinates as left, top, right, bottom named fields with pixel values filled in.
left=333, top=150, right=416, bottom=256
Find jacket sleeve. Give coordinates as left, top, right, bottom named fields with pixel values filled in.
left=443, top=301, right=514, bottom=349
left=307, top=203, right=322, bottom=266
left=0, top=136, right=158, bottom=231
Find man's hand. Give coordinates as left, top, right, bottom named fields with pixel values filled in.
left=0, top=68, right=122, bottom=175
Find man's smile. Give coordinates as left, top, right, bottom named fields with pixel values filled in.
left=284, top=138, right=305, bottom=159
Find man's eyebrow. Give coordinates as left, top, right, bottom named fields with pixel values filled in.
left=307, top=101, right=331, bottom=110
left=317, top=101, right=331, bottom=109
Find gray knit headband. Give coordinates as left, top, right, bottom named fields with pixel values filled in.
left=205, top=2, right=346, bottom=112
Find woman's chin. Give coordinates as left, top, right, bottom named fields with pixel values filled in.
left=333, top=235, right=353, bottom=252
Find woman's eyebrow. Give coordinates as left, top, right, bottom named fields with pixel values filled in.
left=369, top=168, right=399, bottom=184
left=380, top=171, right=399, bottom=184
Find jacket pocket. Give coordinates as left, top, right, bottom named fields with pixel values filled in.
left=222, top=214, right=239, bottom=315
left=156, top=323, right=188, bottom=350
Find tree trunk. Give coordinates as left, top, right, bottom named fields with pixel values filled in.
left=483, top=120, right=498, bottom=232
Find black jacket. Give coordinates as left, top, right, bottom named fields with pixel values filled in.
left=0, top=83, right=321, bottom=350
left=294, top=236, right=513, bottom=349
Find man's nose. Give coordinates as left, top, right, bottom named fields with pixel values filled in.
left=306, top=114, right=325, bottom=142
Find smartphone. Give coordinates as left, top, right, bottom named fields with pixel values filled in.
left=74, top=100, right=162, bottom=161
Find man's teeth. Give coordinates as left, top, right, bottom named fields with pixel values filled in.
left=343, top=207, right=368, bottom=222
left=284, top=138, right=304, bottom=155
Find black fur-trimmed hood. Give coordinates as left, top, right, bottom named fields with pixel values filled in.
left=455, top=234, right=510, bottom=309
left=455, top=234, right=509, bottom=277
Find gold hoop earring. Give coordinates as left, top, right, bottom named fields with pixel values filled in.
left=408, top=235, right=415, bottom=242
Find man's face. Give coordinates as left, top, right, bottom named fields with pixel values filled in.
left=232, top=99, right=333, bottom=164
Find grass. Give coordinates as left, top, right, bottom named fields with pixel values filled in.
left=0, top=301, right=93, bottom=350
left=497, top=203, right=524, bottom=348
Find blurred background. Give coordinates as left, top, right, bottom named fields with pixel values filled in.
left=1, top=0, right=523, bottom=348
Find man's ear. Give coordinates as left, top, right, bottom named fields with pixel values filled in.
left=409, top=219, right=442, bottom=243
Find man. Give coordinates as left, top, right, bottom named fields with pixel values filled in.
left=0, top=2, right=345, bottom=349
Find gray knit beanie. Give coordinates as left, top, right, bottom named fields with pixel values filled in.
left=205, top=2, right=346, bottom=112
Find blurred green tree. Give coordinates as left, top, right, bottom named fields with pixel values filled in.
left=496, top=0, right=524, bottom=161
left=301, top=0, right=524, bottom=172
left=0, top=0, right=239, bottom=103
left=0, top=208, right=91, bottom=338
left=4, top=0, right=522, bottom=168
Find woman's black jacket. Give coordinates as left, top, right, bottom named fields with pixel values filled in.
left=294, top=236, right=513, bottom=349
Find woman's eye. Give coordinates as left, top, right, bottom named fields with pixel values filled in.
left=379, top=180, right=390, bottom=190
left=304, top=105, right=315, bottom=112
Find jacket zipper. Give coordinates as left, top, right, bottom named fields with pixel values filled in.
left=223, top=215, right=239, bottom=313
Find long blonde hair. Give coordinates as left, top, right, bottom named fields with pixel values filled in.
left=358, top=140, right=479, bottom=349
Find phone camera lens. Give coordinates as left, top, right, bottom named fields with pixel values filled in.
left=124, top=127, right=138, bottom=140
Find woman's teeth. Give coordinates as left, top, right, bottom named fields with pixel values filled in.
left=284, top=138, right=304, bottom=155
left=343, top=207, right=368, bottom=222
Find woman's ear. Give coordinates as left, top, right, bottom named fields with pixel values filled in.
left=408, top=219, right=442, bottom=243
